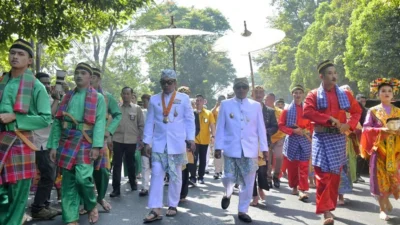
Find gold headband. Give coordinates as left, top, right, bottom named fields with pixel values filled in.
left=318, top=61, right=334, bottom=73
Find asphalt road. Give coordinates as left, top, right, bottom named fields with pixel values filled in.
left=26, top=166, right=400, bottom=225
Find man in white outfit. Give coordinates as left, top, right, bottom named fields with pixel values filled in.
left=215, top=77, right=268, bottom=223
left=142, top=69, right=195, bottom=223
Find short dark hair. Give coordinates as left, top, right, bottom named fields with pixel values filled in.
left=195, top=94, right=204, bottom=99
left=356, top=94, right=366, bottom=100
left=267, top=93, right=275, bottom=98
left=35, top=72, right=50, bottom=79
left=141, top=94, right=151, bottom=101
left=121, top=86, right=134, bottom=94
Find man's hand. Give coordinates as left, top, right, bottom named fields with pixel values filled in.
left=50, top=149, right=57, bottom=163
left=292, top=128, right=304, bottom=136
left=214, top=149, right=222, bottom=159
left=210, top=136, right=215, bottom=145
left=262, top=151, right=269, bottom=164
left=104, top=131, right=110, bottom=139
left=0, top=113, right=16, bottom=124
left=90, top=148, right=100, bottom=161
left=339, top=123, right=350, bottom=134
left=330, top=116, right=341, bottom=128
left=51, top=89, right=62, bottom=101
left=142, top=144, right=152, bottom=158
left=187, top=140, right=195, bottom=152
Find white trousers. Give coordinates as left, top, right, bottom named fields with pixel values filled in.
left=148, top=161, right=182, bottom=208
left=222, top=171, right=256, bottom=213
left=141, top=156, right=151, bottom=190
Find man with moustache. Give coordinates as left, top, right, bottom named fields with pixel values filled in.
left=303, top=60, right=361, bottom=225
left=0, top=39, right=52, bottom=225
left=215, top=78, right=268, bottom=223
left=48, top=63, right=106, bottom=225
left=143, top=69, right=195, bottom=223
left=279, top=85, right=312, bottom=201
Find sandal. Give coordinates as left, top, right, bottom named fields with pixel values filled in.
left=143, top=210, right=162, bottom=223
left=299, top=192, right=309, bottom=202
left=79, top=208, right=88, bottom=215
left=379, top=211, right=390, bottom=221
left=166, top=207, right=178, bottom=217
left=21, top=213, right=32, bottom=224
left=323, top=218, right=334, bottom=225
left=139, top=189, right=149, bottom=197
left=250, top=202, right=258, bottom=207
left=98, top=199, right=112, bottom=212
left=88, top=208, right=99, bottom=224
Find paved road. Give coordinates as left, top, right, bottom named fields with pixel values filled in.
left=26, top=167, right=400, bottom=225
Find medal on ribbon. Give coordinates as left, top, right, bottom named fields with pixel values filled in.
left=162, top=91, right=177, bottom=124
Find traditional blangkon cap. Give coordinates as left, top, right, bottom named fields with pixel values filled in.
left=317, top=60, right=334, bottom=74
left=291, top=84, right=305, bottom=93
left=161, top=69, right=177, bottom=80
left=234, top=77, right=249, bottom=87
left=177, top=86, right=191, bottom=95
left=35, top=72, right=50, bottom=79
left=10, top=39, right=34, bottom=57
left=92, top=68, right=101, bottom=77
left=75, top=62, right=93, bottom=75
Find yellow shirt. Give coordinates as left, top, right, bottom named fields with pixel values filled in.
left=271, top=107, right=286, bottom=143
left=195, top=108, right=216, bottom=145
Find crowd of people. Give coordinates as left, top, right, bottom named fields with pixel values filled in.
left=0, top=39, right=399, bottom=225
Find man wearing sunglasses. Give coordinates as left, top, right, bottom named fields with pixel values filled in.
left=143, top=69, right=195, bottom=223
left=215, top=77, right=268, bottom=223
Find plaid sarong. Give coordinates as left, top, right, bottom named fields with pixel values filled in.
left=57, top=129, right=93, bottom=170
left=317, top=84, right=350, bottom=111
left=0, top=131, right=35, bottom=184
left=286, top=101, right=298, bottom=126
left=95, top=140, right=110, bottom=170
left=0, top=70, right=35, bottom=113
left=56, top=87, right=98, bottom=125
left=312, top=132, right=346, bottom=174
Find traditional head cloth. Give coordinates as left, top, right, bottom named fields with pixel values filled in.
left=10, top=39, right=34, bottom=57
left=234, top=77, right=249, bottom=87
left=35, top=72, right=50, bottom=79
left=317, top=60, right=334, bottom=74
left=370, top=78, right=400, bottom=97
left=92, top=68, right=101, bottom=77
left=161, top=69, right=177, bottom=80
left=75, top=62, right=93, bottom=75
left=291, top=84, right=305, bottom=93
left=276, top=98, right=285, bottom=104
left=177, top=86, right=191, bottom=95
left=254, top=85, right=265, bottom=91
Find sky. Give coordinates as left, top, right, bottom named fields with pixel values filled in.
left=160, top=0, right=277, bottom=77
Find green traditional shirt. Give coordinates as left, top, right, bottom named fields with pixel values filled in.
left=47, top=88, right=106, bottom=149
left=105, top=92, right=121, bottom=135
left=0, top=74, right=51, bottom=131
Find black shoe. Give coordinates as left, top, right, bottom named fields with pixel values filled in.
left=354, top=176, right=365, bottom=183
left=268, top=181, right=273, bottom=189
left=234, top=184, right=239, bottom=189
left=205, top=170, right=210, bottom=174
left=131, top=182, right=138, bottom=191
left=199, top=179, right=205, bottom=184
left=139, top=189, right=149, bottom=197
left=110, top=190, right=120, bottom=198
left=213, top=174, right=220, bottom=180
left=238, top=213, right=252, bottom=223
left=273, top=177, right=280, bottom=188
left=221, top=196, right=231, bottom=209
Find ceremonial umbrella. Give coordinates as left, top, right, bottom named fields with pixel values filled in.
left=213, top=21, right=286, bottom=90
left=136, top=16, right=215, bottom=71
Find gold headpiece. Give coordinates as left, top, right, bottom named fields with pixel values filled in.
left=177, top=86, right=191, bottom=95
left=370, top=78, right=400, bottom=97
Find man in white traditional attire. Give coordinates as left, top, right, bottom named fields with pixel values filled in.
left=142, top=69, right=195, bottom=223
left=215, top=77, right=268, bottom=223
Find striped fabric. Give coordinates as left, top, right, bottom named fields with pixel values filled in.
left=0, top=131, right=36, bottom=184
left=0, top=70, right=35, bottom=114
left=317, top=84, right=350, bottom=110
left=312, top=132, right=346, bottom=174
left=57, top=129, right=93, bottom=170
left=56, top=87, right=98, bottom=125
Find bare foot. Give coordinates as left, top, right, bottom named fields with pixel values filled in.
left=88, top=207, right=99, bottom=224
left=258, top=188, right=266, bottom=200
left=292, top=187, right=299, bottom=195
left=379, top=211, right=390, bottom=221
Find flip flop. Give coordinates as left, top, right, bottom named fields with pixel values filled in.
left=143, top=210, right=163, bottom=223
left=166, top=207, right=178, bottom=217
left=79, top=208, right=88, bottom=215
left=299, top=193, right=309, bottom=202
left=88, top=208, right=99, bottom=224
left=98, top=199, right=112, bottom=212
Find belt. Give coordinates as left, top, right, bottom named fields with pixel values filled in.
left=314, top=125, right=340, bottom=134
left=0, top=122, right=16, bottom=132
left=62, top=121, right=93, bottom=131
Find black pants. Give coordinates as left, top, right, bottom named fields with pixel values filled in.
left=112, top=142, right=137, bottom=191
left=188, top=144, right=208, bottom=181
left=32, top=150, right=57, bottom=213
left=180, top=166, right=189, bottom=199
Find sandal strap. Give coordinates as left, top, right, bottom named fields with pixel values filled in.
left=148, top=210, right=160, bottom=217
left=167, top=207, right=177, bottom=212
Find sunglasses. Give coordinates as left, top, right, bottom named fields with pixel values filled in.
left=160, top=79, right=175, bottom=85
left=235, top=85, right=249, bottom=90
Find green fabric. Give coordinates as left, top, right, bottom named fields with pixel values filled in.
left=47, top=89, right=106, bottom=150
left=61, top=164, right=96, bottom=223
left=346, top=138, right=357, bottom=182
left=0, top=73, right=51, bottom=131
left=105, top=92, right=121, bottom=135
left=123, top=150, right=142, bottom=177
left=0, top=179, right=31, bottom=225
left=93, top=168, right=109, bottom=201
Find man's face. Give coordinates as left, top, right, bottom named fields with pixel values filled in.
left=121, top=89, right=133, bottom=103
left=39, top=77, right=51, bottom=93
left=265, top=95, right=275, bottom=107
left=320, top=66, right=337, bottom=87
left=358, top=97, right=366, bottom=107
left=233, top=83, right=249, bottom=99
left=217, top=95, right=226, bottom=103
left=292, top=90, right=304, bottom=102
left=142, top=98, right=149, bottom=109
left=254, top=89, right=265, bottom=103
left=160, top=78, right=176, bottom=94
left=74, top=69, right=91, bottom=88
left=276, top=102, right=285, bottom=109
left=196, top=96, right=205, bottom=109
left=132, top=95, right=137, bottom=104
left=9, top=48, right=32, bottom=69
left=90, top=74, right=101, bottom=88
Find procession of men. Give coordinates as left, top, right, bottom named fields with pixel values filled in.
left=1, top=38, right=399, bottom=225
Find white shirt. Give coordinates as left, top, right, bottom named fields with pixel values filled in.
left=33, top=95, right=53, bottom=150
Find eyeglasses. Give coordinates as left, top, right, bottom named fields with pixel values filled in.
left=160, top=79, right=175, bottom=85
left=234, top=85, right=249, bottom=90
